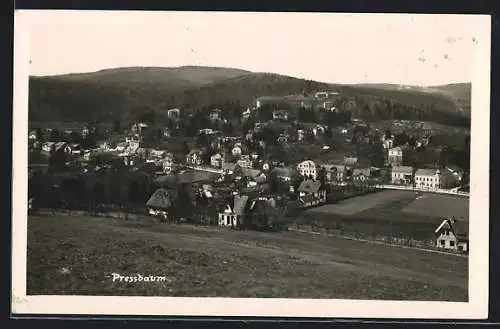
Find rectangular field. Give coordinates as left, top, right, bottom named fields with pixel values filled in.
left=401, top=194, right=469, bottom=220
left=26, top=215, right=468, bottom=301
left=309, top=190, right=417, bottom=216
left=309, top=190, right=469, bottom=221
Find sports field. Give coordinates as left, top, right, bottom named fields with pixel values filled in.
left=27, top=215, right=468, bottom=301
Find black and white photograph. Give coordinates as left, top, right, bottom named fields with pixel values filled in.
left=12, top=11, right=490, bottom=318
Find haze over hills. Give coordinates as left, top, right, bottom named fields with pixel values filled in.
left=28, top=66, right=471, bottom=125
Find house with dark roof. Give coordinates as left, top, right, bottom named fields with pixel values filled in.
left=434, top=217, right=469, bottom=253
left=146, top=188, right=176, bottom=219
left=391, top=166, right=414, bottom=185
left=297, top=179, right=327, bottom=208
left=352, top=168, right=372, bottom=183
left=218, top=195, right=249, bottom=228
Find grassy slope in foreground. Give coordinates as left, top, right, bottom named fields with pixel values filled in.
left=27, top=215, right=468, bottom=301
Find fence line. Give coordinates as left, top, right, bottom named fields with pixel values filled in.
left=288, top=227, right=468, bottom=258
left=374, top=184, right=470, bottom=197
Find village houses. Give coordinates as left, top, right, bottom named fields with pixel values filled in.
left=272, top=109, right=289, bottom=121
left=237, top=154, right=253, bottom=169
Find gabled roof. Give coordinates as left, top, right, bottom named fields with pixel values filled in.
left=233, top=195, right=249, bottom=215
left=352, top=168, right=371, bottom=176
left=392, top=166, right=413, bottom=174
left=271, top=167, right=292, bottom=177
left=415, top=168, right=437, bottom=176
left=434, top=218, right=469, bottom=240
left=146, top=188, right=174, bottom=210
left=298, top=179, right=322, bottom=193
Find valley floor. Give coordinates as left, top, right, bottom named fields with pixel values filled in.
left=27, top=215, right=468, bottom=301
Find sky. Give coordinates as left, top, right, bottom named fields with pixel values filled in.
left=19, top=11, right=489, bottom=86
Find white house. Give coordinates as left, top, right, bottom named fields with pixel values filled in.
left=388, top=146, right=404, bottom=166
left=186, top=150, right=203, bottom=166
left=382, top=138, right=394, bottom=149
left=218, top=195, right=248, bottom=228
left=434, top=218, right=469, bottom=253
left=232, top=144, right=243, bottom=156
left=167, top=108, right=180, bottom=119
left=414, top=168, right=441, bottom=189
left=210, top=153, right=224, bottom=168
left=391, top=166, right=414, bottom=185
left=162, top=153, right=175, bottom=173
left=29, top=130, right=37, bottom=141
left=297, top=160, right=317, bottom=180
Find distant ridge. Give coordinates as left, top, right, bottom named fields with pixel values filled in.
left=28, top=65, right=471, bottom=124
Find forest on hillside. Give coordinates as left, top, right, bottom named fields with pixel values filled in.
left=28, top=70, right=470, bottom=128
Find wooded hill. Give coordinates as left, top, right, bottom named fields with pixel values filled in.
left=28, top=66, right=471, bottom=127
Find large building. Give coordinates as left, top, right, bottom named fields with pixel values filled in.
left=297, top=160, right=317, bottom=180
left=255, top=91, right=340, bottom=110
left=414, top=168, right=459, bottom=190
left=391, top=166, right=414, bottom=185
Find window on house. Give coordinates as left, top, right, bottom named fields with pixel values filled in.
left=440, top=239, right=445, bottom=246
left=445, top=230, right=449, bottom=235
left=449, top=241, right=455, bottom=247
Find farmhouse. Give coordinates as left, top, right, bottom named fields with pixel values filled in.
left=391, top=166, right=413, bottom=185
left=218, top=195, right=249, bottom=228
left=297, top=179, right=327, bottom=208
left=297, top=160, right=317, bottom=180
left=146, top=188, right=174, bottom=219
left=434, top=218, right=469, bottom=253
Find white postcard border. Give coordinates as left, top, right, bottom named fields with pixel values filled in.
left=11, top=11, right=491, bottom=319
